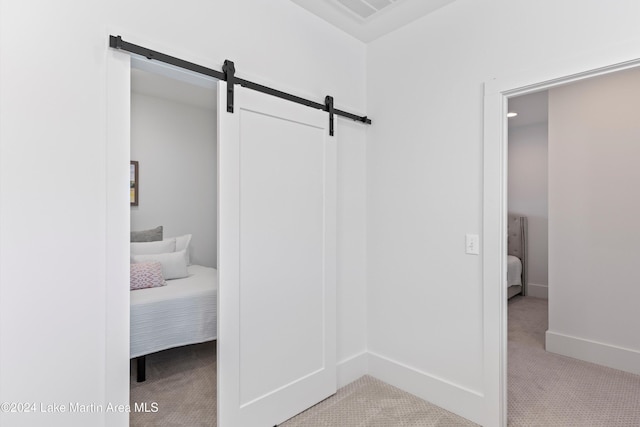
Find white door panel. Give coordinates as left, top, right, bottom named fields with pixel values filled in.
left=218, top=82, right=336, bottom=427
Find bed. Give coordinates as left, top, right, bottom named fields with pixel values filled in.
left=130, top=263, right=218, bottom=381
left=507, top=215, right=527, bottom=299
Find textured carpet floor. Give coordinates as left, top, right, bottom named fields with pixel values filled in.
left=129, top=297, right=640, bottom=426
left=130, top=342, right=216, bottom=427
left=129, top=345, right=475, bottom=426
left=508, top=296, right=640, bottom=426
left=281, top=375, right=477, bottom=427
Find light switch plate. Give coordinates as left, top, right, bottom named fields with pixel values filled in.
left=466, top=234, right=479, bottom=255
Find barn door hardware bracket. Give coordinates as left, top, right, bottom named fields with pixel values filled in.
left=109, top=35, right=225, bottom=80
left=325, top=96, right=334, bottom=136
left=109, top=35, right=372, bottom=135
left=110, top=35, right=123, bottom=49
left=222, top=60, right=235, bottom=113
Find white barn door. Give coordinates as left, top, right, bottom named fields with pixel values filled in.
left=217, top=81, right=337, bottom=427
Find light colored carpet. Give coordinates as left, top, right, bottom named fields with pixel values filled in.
left=281, top=376, right=477, bottom=427
left=130, top=297, right=640, bottom=426
left=130, top=342, right=216, bottom=427
left=508, top=296, right=640, bottom=426
left=129, top=345, right=476, bottom=426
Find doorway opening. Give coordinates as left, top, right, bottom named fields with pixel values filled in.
left=505, top=90, right=549, bottom=424
left=128, top=57, right=219, bottom=425
left=108, top=37, right=347, bottom=426
left=485, top=53, right=640, bottom=426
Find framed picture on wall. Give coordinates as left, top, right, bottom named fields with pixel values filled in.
left=130, top=161, right=139, bottom=206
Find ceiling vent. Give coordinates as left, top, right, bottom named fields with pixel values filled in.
left=335, top=0, right=401, bottom=20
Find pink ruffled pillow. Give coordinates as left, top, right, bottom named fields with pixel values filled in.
left=130, top=262, right=166, bottom=290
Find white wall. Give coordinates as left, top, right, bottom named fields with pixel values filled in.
left=366, top=0, right=640, bottom=424
left=508, top=122, right=549, bottom=295
left=4, top=0, right=640, bottom=425
left=130, top=91, right=217, bottom=267
left=545, top=67, right=640, bottom=375
left=0, top=1, right=367, bottom=426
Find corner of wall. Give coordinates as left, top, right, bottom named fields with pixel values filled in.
left=337, top=351, right=369, bottom=388
left=366, top=351, right=485, bottom=425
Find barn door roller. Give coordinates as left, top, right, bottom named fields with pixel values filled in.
left=222, top=60, right=235, bottom=114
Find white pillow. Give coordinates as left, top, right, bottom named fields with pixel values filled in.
left=132, top=249, right=188, bottom=280
left=165, top=234, right=192, bottom=265
left=131, top=238, right=176, bottom=255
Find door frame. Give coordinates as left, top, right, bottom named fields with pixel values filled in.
left=106, top=45, right=338, bottom=427
left=105, top=48, right=132, bottom=427
left=482, top=41, right=640, bottom=426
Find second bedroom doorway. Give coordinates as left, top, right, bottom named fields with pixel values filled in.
left=129, top=59, right=218, bottom=426
left=109, top=35, right=363, bottom=426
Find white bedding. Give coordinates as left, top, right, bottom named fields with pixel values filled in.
left=507, top=255, right=522, bottom=288
left=130, top=264, right=218, bottom=358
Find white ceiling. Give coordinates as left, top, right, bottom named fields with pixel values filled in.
left=130, top=0, right=458, bottom=105
left=131, top=58, right=217, bottom=111
left=508, top=90, right=548, bottom=129
left=290, top=0, right=457, bottom=42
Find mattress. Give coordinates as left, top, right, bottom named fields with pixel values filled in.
left=130, top=264, right=218, bottom=358
left=507, top=255, right=522, bottom=288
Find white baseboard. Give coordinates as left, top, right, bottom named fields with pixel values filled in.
left=367, top=351, right=484, bottom=425
left=526, top=283, right=548, bottom=299
left=337, top=351, right=368, bottom=388
left=546, top=330, right=640, bottom=376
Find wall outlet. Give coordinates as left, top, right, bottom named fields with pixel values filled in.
left=466, top=234, right=480, bottom=255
